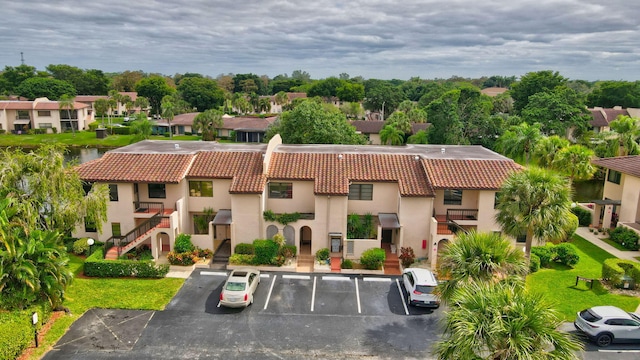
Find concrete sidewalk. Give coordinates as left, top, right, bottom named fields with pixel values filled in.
left=575, top=227, right=640, bottom=262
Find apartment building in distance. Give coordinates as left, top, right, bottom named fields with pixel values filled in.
left=73, top=135, right=522, bottom=269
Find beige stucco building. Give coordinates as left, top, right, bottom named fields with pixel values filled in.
left=0, top=97, right=93, bottom=133
left=73, top=136, right=522, bottom=268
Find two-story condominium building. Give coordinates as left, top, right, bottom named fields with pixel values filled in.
left=0, top=97, right=93, bottom=133
left=73, top=135, right=522, bottom=268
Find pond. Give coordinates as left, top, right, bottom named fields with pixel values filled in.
left=64, top=147, right=109, bottom=164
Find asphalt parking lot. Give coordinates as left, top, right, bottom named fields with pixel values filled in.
left=44, top=269, right=442, bottom=359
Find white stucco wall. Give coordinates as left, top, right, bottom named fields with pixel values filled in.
left=347, top=182, right=399, bottom=215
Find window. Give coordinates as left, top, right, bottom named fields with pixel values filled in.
left=109, top=184, right=118, bottom=201
left=38, top=123, right=52, bottom=129
left=516, top=234, right=526, bottom=243
left=607, top=170, right=621, bottom=185
left=111, top=223, right=121, bottom=237
left=59, top=110, right=78, bottom=119
left=37, top=110, right=51, bottom=117
left=148, top=183, right=166, bottom=198
left=82, top=182, right=93, bottom=195
left=444, top=189, right=463, bottom=205
left=16, top=110, right=29, bottom=120
left=189, top=181, right=213, bottom=197
left=348, top=184, right=373, bottom=200
left=269, top=182, right=292, bottom=198
left=84, top=218, right=97, bottom=232
left=494, top=192, right=499, bottom=209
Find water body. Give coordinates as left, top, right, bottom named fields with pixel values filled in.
left=64, top=147, right=109, bottom=164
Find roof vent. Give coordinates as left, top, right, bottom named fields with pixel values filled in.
left=338, top=154, right=343, bottom=160
left=441, top=147, right=445, bottom=154
left=414, top=155, right=420, bottom=161
left=174, top=143, right=180, bottom=149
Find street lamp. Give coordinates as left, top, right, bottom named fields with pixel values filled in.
left=87, top=238, right=95, bottom=256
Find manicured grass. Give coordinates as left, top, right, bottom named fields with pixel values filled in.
left=23, top=255, right=184, bottom=360
left=527, top=235, right=640, bottom=321
left=0, top=131, right=202, bottom=148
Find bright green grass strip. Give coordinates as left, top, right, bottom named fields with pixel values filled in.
left=600, top=237, right=631, bottom=252
left=527, top=235, right=640, bottom=321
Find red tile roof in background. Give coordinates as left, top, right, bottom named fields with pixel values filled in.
left=592, top=156, right=640, bottom=178
left=76, top=153, right=196, bottom=183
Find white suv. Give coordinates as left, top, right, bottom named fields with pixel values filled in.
left=574, top=306, right=640, bottom=347
left=402, top=268, right=440, bottom=308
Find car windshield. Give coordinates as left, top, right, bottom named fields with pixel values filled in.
left=580, top=309, right=602, bottom=322
left=415, top=285, right=435, bottom=294
left=225, top=282, right=246, bottom=291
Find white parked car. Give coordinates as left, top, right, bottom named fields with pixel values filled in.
left=402, top=268, right=440, bottom=308
left=574, top=306, right=640, bottom=347
left=219, top=268, right=260, bottom=308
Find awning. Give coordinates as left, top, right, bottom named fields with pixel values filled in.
left=591, top=199, right=621, bottom=206
left=379, top=213, right=400, bottom=229
left=212, top=209, right=232, bottom=225
left=14, top=119, right=30, bottom=124
left=328, top=232, right=342, bottom=238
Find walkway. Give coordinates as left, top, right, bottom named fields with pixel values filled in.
left=575, top=227, right=640, bottom=262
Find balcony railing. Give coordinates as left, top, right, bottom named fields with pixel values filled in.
left=133, top=201, right=165, bottom=214
left=15, top=115, right=31, bottom=120
left=446, top=209, right=478, bottom=222
left=104, top=213, right=164, bottom=258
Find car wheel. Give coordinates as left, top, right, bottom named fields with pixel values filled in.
left=595, top=333, right=613, bottom=347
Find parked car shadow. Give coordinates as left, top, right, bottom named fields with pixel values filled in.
left=204, top=282, right=244, bottom=315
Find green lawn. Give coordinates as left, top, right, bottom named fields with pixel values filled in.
left=600, top=237, right=631, bottom=251
left=0, top=131, right=202, bottom=148
left=24, top=255, right=184, bottom=360
left=527, top=235, right=640, bottom=321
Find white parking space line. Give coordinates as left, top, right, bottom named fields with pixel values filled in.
left=396, top=278, right=409, bottom=315
left=263, top=274, right=277, bottom=310
left=355, top=278, right=361, bottom=314
left=311, top=276, right=317, bottom=312
left=363, top=277, right=392, bottom=282
left=598, top=350, right=640, bottom=353
left=201, top=271, right=227, bottom=276
left=283, top=274, right=311, bottom=280
left=217, top=301, right=221, bottom=308
left=322, top=276, right=351, bottom=281
left=259, top=274, right=270, bottom=278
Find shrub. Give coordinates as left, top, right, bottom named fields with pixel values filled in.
left=272, top=255, right=286, bottom=266
left=280, top=244, right=297, bottom=258
left=229, top=254, right=255, bottom=265
left=235, top=243, right=255, bottom=255
left=571, top=206, right=592, bottom=226
left=174, top=234, right=195, bottom=253
left=531, top=246, right=554, bottom=267
left=609, top=227, right=640, bottom=250
left=554, top=243, right=580, bottom=267
left=72, top=238, right=90, bottom=255
left=167, top=251, right=196, bottom=266
left=529, top=253, right=540, bottom=273
left=360, top=248, right=386, bottom=270
left=0, top=312, right=32, bottom=360
left=316, top=248, right=330, bottom=262
left=84, top=249, right=169, bottom=278
left=399, top=247, right=416, bottom=268
left=253, top=239, right=279, bottom=265
left=194, top=247, right=213, bottom=258
left=263, top=210, right=277, bottom=222
left=341, top=259, right=354, bottom=269
left=602, top=259, right=640, bottom=287
left=272, top=233, right=286, bottom=248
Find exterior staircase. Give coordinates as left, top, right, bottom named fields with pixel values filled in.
left=382, top=243, right=401, bottom=275
left=296, top=253, right=314, bottom=273
left=104, top=214, right=169, bottom=260
left=210, top=239, right=231, bottom=269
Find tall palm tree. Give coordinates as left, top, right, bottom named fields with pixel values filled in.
left=161, top=95, right=176, bottom=139
left=434, top=281, right=580, bottom=360
left=496, top=122, right=542, bottom=164
left=58, top=94, right=76, bottom=136
left=130, top=117, right=154, bottom=143
left=495, top=167, right=572, bottom=259
left=437, top=231, right=527, bottom=303
left=380, top=124, right=404, bottom=145
left=552, top=144, right=596, bottom=183
left=533, top=135, right=569, bottom=168
left=274, top=91, right=289, bottom=112
left=609, top=115, right=640, bottom=156
left=193, top=109, right=223, bottom=141
left=134, top=96, right=150, bottom=115
left=94, top=98, right=108, bottom=127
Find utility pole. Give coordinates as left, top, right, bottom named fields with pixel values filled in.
left=20, top=52, right=25, bottom=65
left=381, top=101, right=385, bottom=122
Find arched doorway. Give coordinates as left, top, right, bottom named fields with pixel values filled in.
left=300, top=226, right=312, bottom=255
left=436, top=238, right=449, bottom=269
left=266, top=225, right=278, bottom=239
left=283, top=225, right=295, bottom=246
left=156, top=232, right=171, bottom=260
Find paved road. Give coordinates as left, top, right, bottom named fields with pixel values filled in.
left=44, top=270, right=442, bottom=359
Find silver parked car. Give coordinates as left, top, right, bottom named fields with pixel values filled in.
left=402, top=268, right=440, bottom=308
left=574, top=306, right=640, bottom=347
left=219, top=268, right=260, bottom=308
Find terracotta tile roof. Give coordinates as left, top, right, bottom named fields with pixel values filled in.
left=35, top=101, right=88, bottom=110
left=75, top=95, right=109, bottom=102
left=268, top=152, right=434, bottom=196
left=480, top=87, right=508, bottom=97
left=423, top=159, right=523, bottom=189
left=187, top=151, right=266, bottom=193
left=0, top=100, right=88, bottom=110
left=589, top=108, right=629, bottom=127
left=76, top=152, right=195, bottom=183
left=592, top=156, right=640, bottom=178
left=222, top=116, right=277, bottom=131
left=172, top=112, right=199, bottom=126
left=0, top=101, right=32, bottom=110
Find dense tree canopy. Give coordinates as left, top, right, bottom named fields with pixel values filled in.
left=521, top=85, right=591, bottom=137
left=135, top=76, right=176, bottom=115
left=46, top=64, right=109, bottom=95
left=363, top=80, right=404, bottom=117
left=112, top=70, right=145, bottom=92
left=177, top=77, right=225, bottom=111
left=266, top=100, right=365, bottom=144
left=0, top=64, right=38, bottom=94
left=587, top=81, right=640, bottom=108
left=15, top=77, right=76, bottom=100
left=510, top=70, right=567, bottom=113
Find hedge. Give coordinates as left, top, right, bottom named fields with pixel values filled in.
left=602, top=259, right=640, bottom=288
left=529, top=253, right=541, bottom=273
left=571, top=206, right=592, bottom=226
left=609, top=227, right=640, bottom=251
left=360, top=248, right=386, bottom=270
left=84, top=248, right=169, bottom=278
left=253, top=239, right=279, bottom=265
left=235, top=243, right=255, bottom=255
left=0, top=313, right=32, bottom=360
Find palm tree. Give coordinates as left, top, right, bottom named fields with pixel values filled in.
left=94, top=98, right=108, bottom=127
left=533, top=135, right=569, bottom=168
left=552, top=144, right=596, bottom=183
left=134, top=96, right=150, bottom=116
left=108, top=90, right=123, bottom=116
left=274, top=91, right=289, bottom=112
left=496, top=122, right=542, bottom=164
left=434, top=281, right=580, bottom=360
left=58, top=94, right=76, bottom=136
left=130, top=117, right=154, bottom=143
left=407, top=130, right=429, bottom=144
left=380, top=124, right=404, bottom=145
left=495, top=167, right=573, bottom=259
left=258, top=97, right=271, bottom=113
left=193, top=109, right=223, bottom=141
left=609, top=115, right=640, bottom=156
left=161, top=95, right=176, bottom=139
left=106, top=98, right=117, bottom=130
left=437, top=231, right=527, bottom=303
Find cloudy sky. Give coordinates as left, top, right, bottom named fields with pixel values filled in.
left=1, top=0, right=638, bottom=81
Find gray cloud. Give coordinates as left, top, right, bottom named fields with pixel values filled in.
left=0, top=0, right=638, bottom=80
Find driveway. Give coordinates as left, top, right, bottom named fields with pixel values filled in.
left=44, top=269, right=442, bottom=359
